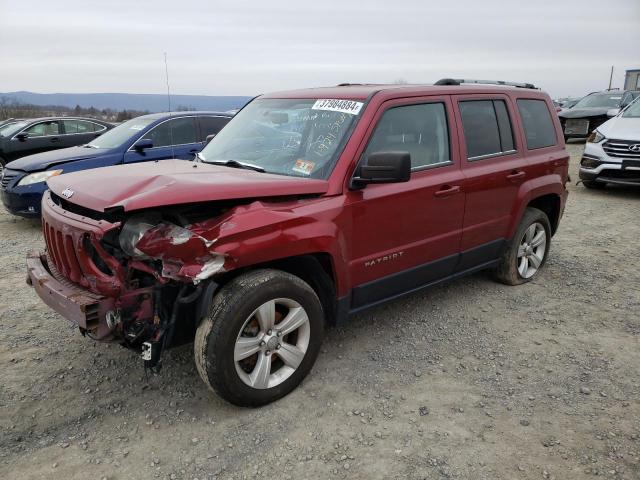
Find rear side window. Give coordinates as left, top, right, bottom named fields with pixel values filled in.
left=459, top=100, right=515, bottom=159
left=198, top=116, right=230, bottom=140
left=63, top=120, right=100, bottom=134
left=517, top=99, right=557, bottom=149
left=363, top=102, right=450, bottom=169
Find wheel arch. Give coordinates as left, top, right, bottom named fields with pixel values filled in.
left=527, top=193, right=561, bottom=235
left=212, top=253, right=339, bottom=325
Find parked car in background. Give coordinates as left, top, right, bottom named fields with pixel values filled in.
left=579, top=97, right=640, bottom=189
left=0, top=117, right=114, bottom=168
left=1, top=111, right=233, bottom=217
left=557, top=97, right=581, bottom=111
left=558, top=90, right=640, bottom=140
left=25, top=80, right=569, bottom=406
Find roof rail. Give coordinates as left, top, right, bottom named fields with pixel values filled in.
left=435, top=78, right=538, bottom=89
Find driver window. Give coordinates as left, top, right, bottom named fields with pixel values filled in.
left=363, top=103, right=450, bottom=169
left=146, top=117, right=197, bottom=148
left=24, top=121, right=60, bottom=137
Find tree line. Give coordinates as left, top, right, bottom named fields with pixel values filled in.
left=0, top=97, right=197, bottom=123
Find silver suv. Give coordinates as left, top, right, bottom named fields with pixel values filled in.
left=579, top=97, right=640, bottom=189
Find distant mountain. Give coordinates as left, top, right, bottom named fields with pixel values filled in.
left=0, top=91, right=253, bottom=112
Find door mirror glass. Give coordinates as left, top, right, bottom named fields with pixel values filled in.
left=607, top=108, right=620, bottom=117
left=15, top=132, right=29, bottom=141
left=134, top=138, right=154, bottom=150
left=351, top=151, right=411, bottom=188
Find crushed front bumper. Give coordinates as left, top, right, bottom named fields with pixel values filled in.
left=26, top=250, right=115, bottom=340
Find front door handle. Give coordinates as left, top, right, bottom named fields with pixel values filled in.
left=189, top=149, right=199, bottom=153
left=50, top=137, right=59, bottom=143
left=434, top=185, right=461, bottom=198
left=507, top=170, right=526, bottom=182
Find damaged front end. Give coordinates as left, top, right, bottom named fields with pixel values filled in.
left=28, top=191, right=238, bottom=369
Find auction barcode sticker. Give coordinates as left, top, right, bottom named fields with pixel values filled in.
left=312, top=99, right=364, bottom=115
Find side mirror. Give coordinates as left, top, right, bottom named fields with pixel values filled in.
left=607, top=108, right=620, bottom=117
left=205, top=133, right=216, bottom=145
left=134, top=138, right=153, bottom=151
left=351, top=151, right=411, bottom=188
left=15, top=132, right=29, bottom=141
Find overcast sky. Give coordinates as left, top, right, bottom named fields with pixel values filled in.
left=0, top=0, right=638, bottom=99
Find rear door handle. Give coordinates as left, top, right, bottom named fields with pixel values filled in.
left=50, top=137, right=59, bottom=143
left=434, top=185, right=461, bottom=198
left=507, top=170, right=526, bottom=182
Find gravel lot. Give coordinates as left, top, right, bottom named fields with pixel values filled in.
left=1, top=143, right=639, bottom=480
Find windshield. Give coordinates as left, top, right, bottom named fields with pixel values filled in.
left=86, top=116, right=156, bottom=149
left=573, top=93, right=623, bottom=109
left=622, top=98, right=640, bottom=118
left=0, top=121, right=28, bottom=137
left=198, top=98, right=363, bottom=179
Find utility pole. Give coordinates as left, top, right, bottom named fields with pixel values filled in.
left=608, top=65, right=614, bottom=90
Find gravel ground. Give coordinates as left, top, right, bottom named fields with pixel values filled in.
left=1, top=143, right=639, bottom=480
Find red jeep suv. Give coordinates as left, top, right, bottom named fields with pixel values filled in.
left=27, top=79, right=569, bottom=406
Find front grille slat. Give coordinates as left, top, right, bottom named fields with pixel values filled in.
left=1, top=171, right=18, bottom=189
left=603, top=139, right=640, bottom=158
left=55, top=231, right=70, bottom=277
left=64, top=235, right=83, bottom=284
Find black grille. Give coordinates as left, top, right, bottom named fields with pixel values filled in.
left=1, top=169, right=19, bottom=190
left=603, top=139, right=640, bottom=159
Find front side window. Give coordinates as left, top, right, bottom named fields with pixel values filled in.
left=199, top=98, right=363, bottom=179
left=517, top=99, right=557, bottom=150
left=363, top=102, right=450, bottom=169
left=459, top=100, right=514, bottom=159
left=24, top=121, right=60, bottom=137
left=146, top=117, right=197, bottom=148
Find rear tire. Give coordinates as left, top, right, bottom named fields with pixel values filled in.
left=582, top=180, right=606, bottom=189
left=194, top=269, right=324, bottom=407
left=494, top=207, right=551, bottom=286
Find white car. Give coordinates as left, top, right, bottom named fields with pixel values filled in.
left=579, top=98, right=640, bottom=189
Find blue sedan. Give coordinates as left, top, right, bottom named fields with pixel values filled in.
left=1, top=111, right=233, bottom=217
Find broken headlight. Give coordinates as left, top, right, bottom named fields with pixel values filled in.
left=119, top=216, right=157, bottom=257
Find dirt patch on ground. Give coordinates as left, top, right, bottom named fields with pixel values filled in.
left=1, top=143, right=639, bottom=479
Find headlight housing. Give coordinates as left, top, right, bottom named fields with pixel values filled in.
left=586, top=130, right=605, bottom=143
left=17, top=169, right=63, bottom=186
left=118, top=216, right=157, bottom=257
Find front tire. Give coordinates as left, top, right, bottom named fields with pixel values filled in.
left=194, top=269, right=324, bottom=407
left=494, top=207, right=551, bottom=286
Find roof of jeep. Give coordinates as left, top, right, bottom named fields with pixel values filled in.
left=261, top=83, right=546, bottom=100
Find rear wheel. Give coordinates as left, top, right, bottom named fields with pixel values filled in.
left=494, top=207, right=551, bottom=285
left=194, top=269, right=324, bottom=407
left=582, top=180, right=606, bottom=189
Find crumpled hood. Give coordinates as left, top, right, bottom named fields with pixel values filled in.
left=6, top=146, right=106, bottom=171
left=597, top=115, right=640, bottom=141
left=47, top=160, right=330, bottom=212
left=558, top=107, right=611, bottom=119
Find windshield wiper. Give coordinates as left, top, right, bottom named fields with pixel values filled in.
left=205, top=159, right=265, bottom=173
left=84, top=144, right=99, bottom=149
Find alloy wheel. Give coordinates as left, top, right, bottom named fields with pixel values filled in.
left=234, top=298, right=310, bottom=389
left=517, top=222, right=547, bottom=279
